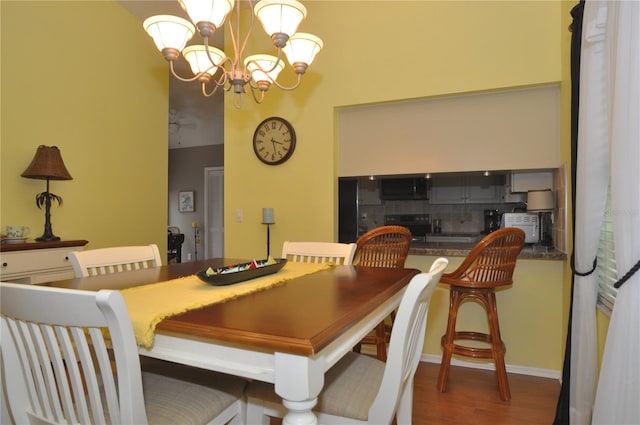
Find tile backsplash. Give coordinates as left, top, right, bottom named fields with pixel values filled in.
left=359, top=201, right=510, bottom=235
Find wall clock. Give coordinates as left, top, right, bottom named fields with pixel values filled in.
left=252, top=117, right=296, bottom=165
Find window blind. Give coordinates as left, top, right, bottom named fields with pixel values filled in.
left=597, top=189, right=617, bottom=314
left=336, top=85, right=561, bottom=177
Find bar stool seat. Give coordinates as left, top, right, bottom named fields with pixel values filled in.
left=436, top=228, right=525, bottom=401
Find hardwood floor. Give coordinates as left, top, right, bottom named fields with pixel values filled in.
left=412, top=362, right=560, bottom=425
left=269, top=361, right=560, bottom=425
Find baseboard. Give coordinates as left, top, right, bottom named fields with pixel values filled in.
left=420, top=354, right=562, bottom=381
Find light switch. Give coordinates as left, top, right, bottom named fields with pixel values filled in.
left=235, top=209, right=243, bottom=222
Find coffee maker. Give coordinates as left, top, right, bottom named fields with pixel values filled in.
left=484, top=209, right=501, bottom=233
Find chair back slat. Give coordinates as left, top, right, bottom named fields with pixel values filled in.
left=1, top=283, right=147, bottom=425
left=281, top=241, right=356, bottom=265
left=68, top=244, right=162, bottom=277
left=353, top=226, right=412, bottom=268
left=442, top=228, right=525, bottom=288
left=3, top=316, right=118, bottom=424
left=49, top=325, right=88, bottom=424
left=88, top=326, right=121, bottom=422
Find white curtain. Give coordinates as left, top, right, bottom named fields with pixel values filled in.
left=592, top=1, right=640, bottom=423
left=571, top=1, right=640, bottom=423
left=570, top=1, right=610, bottom=423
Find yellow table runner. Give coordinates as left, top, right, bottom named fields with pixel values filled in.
left=121, top=261, right=331, bottom=348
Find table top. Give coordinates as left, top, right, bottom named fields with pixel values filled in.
left=43, top=259, right=420, bottom=356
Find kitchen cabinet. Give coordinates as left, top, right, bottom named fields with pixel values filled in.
left=431, top=175, right=504, bottom=204
left=358, top=178, right=381, bottom=205
left=509, top=170, right=554, bottom=192
left=430, top=175, right=465, bottom=203
left=0, top=240, right=88, bottom=284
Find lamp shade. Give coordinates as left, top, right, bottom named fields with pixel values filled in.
left=183, top=45, right=226, bottom=76
left=527, top=189, right=554, bottom=211
left=143, top=15, right=195, bottom=52
left=283, top=33, right=323, bottom=66
left=21, top=145, right=72, bottom=181
left=262, top=208, right=275, bottom=224
left=179, top=0, right=234, bottom=28
left=245, top=54, right=284, bottom=83
left=254, top=0, right=306, bottom=37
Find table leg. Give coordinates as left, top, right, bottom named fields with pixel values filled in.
left=282, top=399, right=317, bottom=425
left=275, top=353, right=323, bottom=425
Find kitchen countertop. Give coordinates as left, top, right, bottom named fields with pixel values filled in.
left=409, top=241, right=567, bottom=260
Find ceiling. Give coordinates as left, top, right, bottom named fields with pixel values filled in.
left=118, top=1, right=225, bottom=149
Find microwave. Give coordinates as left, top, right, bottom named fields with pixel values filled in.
left=501, top=213, right=539, bottom=243
left=380, top=177, right=430, bottom=200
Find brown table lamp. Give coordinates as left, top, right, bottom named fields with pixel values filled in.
left=21, top=145, right=73, bottom=242
left=527, top=189, right=555, bottom=247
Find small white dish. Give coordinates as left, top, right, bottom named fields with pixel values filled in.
left=1, top=237, right=28, bottom=244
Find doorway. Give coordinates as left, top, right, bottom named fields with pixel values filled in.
left=204, top=167, right=224, bottom=258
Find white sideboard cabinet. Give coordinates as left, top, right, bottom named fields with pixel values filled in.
left=0, top=240, right=88, bottom=284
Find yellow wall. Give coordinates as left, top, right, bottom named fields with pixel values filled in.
left=224, top=1, right=563, bottom=260
left=1, top=1, right=169, bottom=252
left=407, top=255, right=565, bottom=371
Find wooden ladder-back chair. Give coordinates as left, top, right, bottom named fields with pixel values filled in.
left=0, top=282, right=247, bottom=425
left=353, top=225, right=412, bottom=361
left=281, top=241, right=356, bottom=265
left=436, top=227, right=525, bottom=401
left=245, top=258, right=448, bottom=425
left=68, top=244, right=162, bottom=277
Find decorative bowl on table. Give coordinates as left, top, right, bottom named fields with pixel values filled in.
left=195, top=258, right=287, bottom=286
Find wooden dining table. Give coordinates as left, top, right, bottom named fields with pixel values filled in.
left=44, top=258, right=420, bottom=425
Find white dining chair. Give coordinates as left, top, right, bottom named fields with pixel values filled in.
left=245, top=257, right=449, bottom=424
left=281, top=241, right=356, bottom=265
left=0, top=282, right=247, bottom=425
left=68, top=243, right=162, bottom=277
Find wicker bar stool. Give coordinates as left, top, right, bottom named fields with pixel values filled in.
left=436, top=227, right=525, bottom=401
left=353, top=225, right=412, bottom=361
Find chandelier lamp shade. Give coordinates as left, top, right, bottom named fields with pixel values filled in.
left=20, top=145, right=73, bottom=242
left=143, top=0, right=323, bottom=106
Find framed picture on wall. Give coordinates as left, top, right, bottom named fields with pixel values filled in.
left=179, top=191, right=194, bottom=212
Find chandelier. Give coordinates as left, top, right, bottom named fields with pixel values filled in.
left=143, top=0, right=323, bottom=107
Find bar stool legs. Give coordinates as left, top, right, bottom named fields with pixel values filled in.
left=437, top=287, right=460, bottom=392
left=435, top=227, right=524, bottom=402
left=437, top=286, right=511, bottom=401
left=374, top=321, right=388, bottom=362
